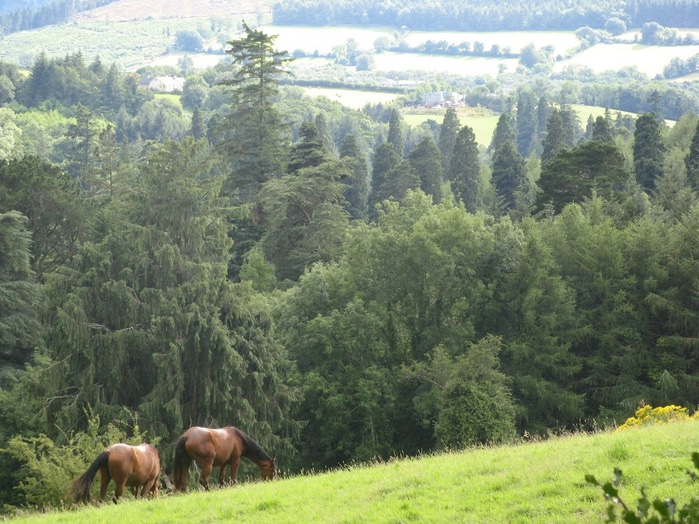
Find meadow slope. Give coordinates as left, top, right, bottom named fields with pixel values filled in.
left=6, top=421, right=699, bottom=524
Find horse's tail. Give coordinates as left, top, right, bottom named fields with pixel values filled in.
left=69, top=450, right=110, bottom=504
left=173, top=436, right=191, bottom=491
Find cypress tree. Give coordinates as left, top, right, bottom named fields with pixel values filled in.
left=685, top=120, right=699, bottom=190
left=633, top=113, right=665, bottom=192
left=408, top=135, right=443, bottom=204
left=447, top=125, right=481, bottom=212
left=387, top=108, right=405, bottom=159
left=438, top=107, right=461, bottom=177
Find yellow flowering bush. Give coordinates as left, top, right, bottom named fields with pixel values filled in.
left=616, top=404, right=699, bottom=431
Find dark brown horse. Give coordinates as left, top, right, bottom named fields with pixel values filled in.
left=69, top=443, right=160, bottom=504
left=173, top=426, right=276, bottom=491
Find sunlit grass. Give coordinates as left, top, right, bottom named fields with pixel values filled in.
left=6, top=421, right=699, bottom=523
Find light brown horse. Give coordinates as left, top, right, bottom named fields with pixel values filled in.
left=69, top=443, right=160, bottom=504
left=173, top=426, right=276, bottom=491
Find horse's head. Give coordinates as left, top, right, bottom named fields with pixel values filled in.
left=260, top=457, right=277, bottom=480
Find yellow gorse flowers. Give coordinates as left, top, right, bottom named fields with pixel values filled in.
left=617, top=404, right=699, bottom=431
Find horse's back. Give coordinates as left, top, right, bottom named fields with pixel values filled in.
left=106, top=443, right=159, bottom=485
left=183, top=426, right=240, bottom=464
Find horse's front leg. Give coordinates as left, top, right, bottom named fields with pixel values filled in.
left=230, top=457, right=241, bottom=485
left=218, top=462, right=230, bottom=486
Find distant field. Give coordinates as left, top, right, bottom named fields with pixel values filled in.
left=554, top=42, right=699, bottom=76
left=301, top=87, right=399, bottom=109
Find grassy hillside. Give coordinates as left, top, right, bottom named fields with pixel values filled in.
left=6, top=421, right=699, bottom=523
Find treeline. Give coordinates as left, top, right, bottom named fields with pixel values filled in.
left=0, top=0, right=116, bottom=36
left=5, top=25, right=699, bottom=512
left=272, top=0, right=699, bottom=30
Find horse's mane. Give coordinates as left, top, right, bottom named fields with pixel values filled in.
left=234, top=427, right=272, bottom=462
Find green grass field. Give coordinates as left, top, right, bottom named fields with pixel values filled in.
left=6, top=421, right=699, bottom=523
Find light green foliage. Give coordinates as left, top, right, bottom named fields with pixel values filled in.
left=2, top=409, right=154, bottom=510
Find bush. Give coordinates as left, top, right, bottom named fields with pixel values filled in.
left=0, top=408, right=156, bottom=511
left=586, top=455, right=699, bottom=523
left=616, top=404, right=699, bottom=431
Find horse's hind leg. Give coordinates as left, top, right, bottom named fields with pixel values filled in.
left=99, top=469, right=111, bottom=502
left=199, top=461, right=213, bottom=491
left=112, top=480, right=125, bottom=504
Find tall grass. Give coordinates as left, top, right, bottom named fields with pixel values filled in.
left=6, top=420, right=699, bottom=523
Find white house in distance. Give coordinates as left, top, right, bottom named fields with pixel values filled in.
left=423, top=91, right=463, bottom=107
left=147, top=76, right=185, bottom=93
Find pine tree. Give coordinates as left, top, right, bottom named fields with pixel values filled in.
left=541, top=108, right=566, bottom=167
left=633, top=113, right=665, bottom=192
left=368, top=141, right=399, bottom=216
left=447, top=124, right=481, bottom=212
left=491, top=140, right=527, bottom=213
left=287, top=120, right=330, bottom=174
left=592, top=115, right=613, bottom=142
left=190, top=106, right=206, bottom=140
left=340, top=133, right=370, bottom=219
left=438, top=107, right=461, bottom=176
left=685, top=120, right=699, bottom=190
left=408, top=135, right=443, bottom=204
left=488, top=112, right=516, bottom=154
left=516, top=88, right=538, bottom=157
left=217, top=22, right=293, bottom=202
left=387, top=108, right=405, bottom=159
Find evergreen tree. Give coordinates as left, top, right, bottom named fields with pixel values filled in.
left=0, top=211, right=41, bottom=382
left=438, top=107, right=461, bottom=176
left=491, top=140, right=527, bottom=212
left=447, top=125, right=481, bottom=212
left=592, top=115, right=613, bottom=142
left=560, top=106, right=582, bottom=148
left=516, top=88, right=538, bottom=158
left=373, top=160, right=421, bottom=206
left=686, top=120, right=699, bottom=190
left=368, top=141, right=399, bottom=216
left=633, top=113, right=665, bottom=192
left=536, top=140, right=629, bottom=213
left=217, top=22, right=293, bottom=202
left=408, top=135, right=443, bottom=204
left=387, top=108, right=405, bottom=159
left=314, top=112, right=337, bottom=156
left=340, top=133, right=369, bottom=219
left=488, top=112, right=516, bottom=154
left=541, top=108, right=566, bottom=167
left=259, top=157, right=351, bottom=281
left=287, top=120, right=329, bottom=174
left=190, top=106, right=206, bottom=140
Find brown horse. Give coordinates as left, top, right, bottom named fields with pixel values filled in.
left=173, top=426, right=276, bottom=491
left=69, top=443, right=160, bottom=504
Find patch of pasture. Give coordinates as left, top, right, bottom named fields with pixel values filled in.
left=301, top=87, right=399, bottom=109
left=373, top=52, right=518, bottom=76
left=554, top=43, right=699, bottom=77
left=262, top=25, right=580, bottom=57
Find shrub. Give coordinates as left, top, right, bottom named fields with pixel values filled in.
left=586, top=454, right=699, bottom=523
left=616, top=404, right=699, bottom=431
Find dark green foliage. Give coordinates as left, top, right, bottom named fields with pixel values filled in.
left=491, top=140, right=527, bottom=212
left=287, top=120, right=330, bottom=173
left=372, top=160, right=422, bottom=206
left=340, top=133, right=370, bottom=219
left=633, top=113, right=666, bottom=192
left=541, top=108, right=566, bottom=166
left=516, top=88, right=538, bottom=157
left=217, top=22, right=293, bottom=202
left=438, top=107, right=461, bottom=175
left=536, top=140, right=629, bottom=213
left=408, top=135, right=443, bottom=204
left=0, top=212, right=41, bottom=382
left=387, top=108, right=405, bottom=159
left=489, top=112, right=516, bottom=154
left=684, top=120, right=699, bottom=190
left=0, top=156, right=95, bottom=280
left=447, top=125, right=481, bottom=212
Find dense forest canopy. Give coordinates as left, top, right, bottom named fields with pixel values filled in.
left=3, top=6, right=699, bottom=514
left=273, top=0, right=699, bottom=29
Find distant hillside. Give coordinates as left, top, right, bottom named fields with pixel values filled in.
left=74, top=0, right=276, bottom=22
left=0, top=0, right=53, bottom=15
